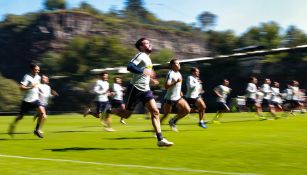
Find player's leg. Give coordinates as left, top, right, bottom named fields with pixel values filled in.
left=146, top=99, right=173, bottom=147
left=169, top=98, right=191, bottom=131
left=160, top=102, right=172, bottom=124
left=195, top=98, right=207, bottom=128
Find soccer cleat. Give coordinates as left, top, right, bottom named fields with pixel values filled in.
left=199, top=122, right=208, bottom=128
left=157, top=138, right=174, bottom=147
left=104, top=127, right=115, bottom=132
left=83, top=108, right=91, bottom=117
left=168, top=118, right=178, bottom=132
left=120, top=119, right=127, bottom=125
left=33, top=130, right=44, bottom=138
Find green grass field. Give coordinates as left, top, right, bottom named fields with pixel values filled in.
left=0, top=112, right=307, bottom=175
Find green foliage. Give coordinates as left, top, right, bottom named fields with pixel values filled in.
left=151, top=49, right=175, bottom=64
left=2, top=13, right=38, bottom=32
left=284, top=25, right=307, bottom=47
left=205, top=30, right=238, bottom=55
left=41, top=51, right=64, bottom=74
left=77, top=1, right=101, bottom=16
left=197, top=11, right=217, bottom=31
left=0, top=75, right=21, bottom=111
left=262, top=53, right=288, bottom=63
left=238, top=22, right=282, bottom=49
left=123, top=0, right=159, bottom=24
left=44, top=0, right=66, bottom=10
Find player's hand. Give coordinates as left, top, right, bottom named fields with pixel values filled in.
left=143, top=68, right=155, bottom=78
left=31, top=83, right=39, bottom=88
left=150, top=78, right=159, bottom=86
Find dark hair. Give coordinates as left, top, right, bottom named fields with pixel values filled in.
left=169, top=58, right=179, bottom=68
left=190, top=67, right=198, bottom=73
left=135, top=38, right=147, bottom=51
left=100, top=71, right=108, bottom=76
left=248, top=76, right=256, bottom=82
left=30, top=63, right=39, bottom=70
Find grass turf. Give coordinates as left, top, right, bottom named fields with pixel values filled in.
left=0, top=112, right=306, bottom=175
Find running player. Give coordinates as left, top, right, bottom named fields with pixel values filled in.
left=245, top=76, right=263, bottom=118
left=84, top=72, right=114, bottom=131
left=8, top=63, right=46, bottom=138
left=33, top=74, right=59, bottom=132
left=160, top=58, right=191, bottom=132
left=110, top=77, right=126, bottom=124
left=110, top=38, right=173, bottom=147
left=185, top=67, right=207, bottom=128
left=212, top=79, right=231, bottom=124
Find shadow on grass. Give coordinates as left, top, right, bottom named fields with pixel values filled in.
left=51, top=130, right=100, bottom=133
left=44, top=147, right=160, bottom=152
left=104, top=136, right=154, bottom=140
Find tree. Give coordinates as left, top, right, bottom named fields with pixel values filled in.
left=44, top=0, right=66, bottom=11
left=123, top=0, right=158, bottom=23
left=238, top=22, right=282, bottom=49
left=284, top=25, right=307, bottom=47
left=205, top=30, right=238, bottom=55
left=197, top=11, right=217, bottom=31
left=0, top=75, right=21, bottom=111
left=78, top=1, right=101, bottom=15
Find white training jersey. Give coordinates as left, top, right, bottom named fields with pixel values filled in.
left=246, top=83, right=257, bottom=99
left=112, top=83, right=124, bottom=101
left=214, top=85, right=231, bottom=103
left=291, top=86, right=300, bottom=101
left=261, top=83, right=272, bottom=100
left=38, top=84, right=52, bottom=106
left=164, top=70, right=182, bottom=101
left=130, top=52, right=152, bottom=91
left=93, top=80, right=109, bottom=102
left=20, top=74, right=41, bottom=102
left=185, top=75, right=202, bottom=99
left=271, top=87, right=282, bottom=104
left=283, top=87, right=293, bottom=100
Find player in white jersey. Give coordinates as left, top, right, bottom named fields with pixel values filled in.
left=8, top=63, right=46, bottom=138
left=84, top=72, right=114, bottom=131
left=270, top=81, right=283, bottom=116
left=110, top=38, right=173, bottom=147
left=33, top=75, right=59, bottom=132
left=260, top=78, right=272, bottom=111
left=245, top=76, right=263, bottom=117
left=290, top=80, right=304, bottom=114
left=110, top=77, right=126, bottom=124
left=185, top=67, right=207, bottom=128
left=160, top=59, right=190, bottom=132
left=212, top=79, right=231, bottom=124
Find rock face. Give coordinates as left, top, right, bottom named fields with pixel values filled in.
left=0, top=12, right=208, bottom=79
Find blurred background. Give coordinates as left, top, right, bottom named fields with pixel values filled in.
left=0, top=0, right=306, bottom=113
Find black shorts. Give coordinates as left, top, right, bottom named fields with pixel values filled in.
left=217, top=102, right=230, bottom=111
left=246, top=98, right=256, bottom=108
left=125, top=84, right=155, bottom=111
left=95, top=101, right=111, bottom=114
left=262, top=99, right=271, bottom=108
left=164, top=99, right=180, bottom=107
left=20, top=100, right=42, bottom=115
left=186, top=97, right=200, bottom=109
left=111, top=99, right=124, bottom=108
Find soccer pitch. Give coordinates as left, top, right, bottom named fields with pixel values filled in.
left=0, top=113, right=306, bottom=175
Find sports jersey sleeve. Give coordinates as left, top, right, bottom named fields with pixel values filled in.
left=187, top=76, right=197, bottom=88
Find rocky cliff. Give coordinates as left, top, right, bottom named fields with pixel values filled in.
left=0, top=11, right=208, bottom=79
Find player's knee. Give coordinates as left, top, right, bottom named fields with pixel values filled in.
left=151, top=108, right=160, bottom=116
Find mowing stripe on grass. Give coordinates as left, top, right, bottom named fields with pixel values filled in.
left=0, top=154, right=260, bottom=175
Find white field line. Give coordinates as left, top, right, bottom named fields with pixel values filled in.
left=0, top=154, right=261, bottom=175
